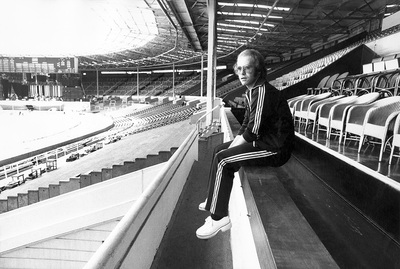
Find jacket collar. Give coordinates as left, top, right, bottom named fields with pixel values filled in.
left=246, top=76, right=267, bottom=92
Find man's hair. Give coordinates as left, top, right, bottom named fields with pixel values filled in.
left=234, top=49, right=267, bottom=78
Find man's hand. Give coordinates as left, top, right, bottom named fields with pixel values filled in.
left=228, top=135, right=247, bottom=148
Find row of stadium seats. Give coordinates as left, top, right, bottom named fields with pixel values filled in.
left=304, top=68, right=400, bottom=98
left=289, top=92, right=400, bottom=163
left=83, top=73, right=202, bottom=97
left=270, top=46, right=357, bottom=90
left=271, top=24, right=400, bottom=92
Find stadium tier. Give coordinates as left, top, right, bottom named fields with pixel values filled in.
left=1, top=1, right=400, bottom=268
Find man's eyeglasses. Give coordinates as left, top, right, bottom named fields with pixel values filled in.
left=235, top=65, right=254, bottom=74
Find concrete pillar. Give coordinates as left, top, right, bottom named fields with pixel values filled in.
left=60, top=178, right=80, bottom=194
left=170, top=147, right=179, bottom=155
left=133, top=158, right=147, bottom=170
left=7, top=196, right=18, bottom=211
left=18, top=193, right=29, bottom=208
left=80, top=174, right=91, bottom=188
left=146, top=154, right=161, bottom=166
left=158, top=151, right=172, bottom=162
left=102, top=168, right=113, bottom=181
left=0, top=200, right=8, bottom=213
left=90, top=171, right=102, bottom=184
left=121, top=161, right=136, bottom=174
left=28, top=190, right=39, bottom=205
left=49, top=184, right=60, bottom=198
left=38, top=187, right=50, bottom=201
left=198, top=132, right=224, bottom=167
left=112, top=164, right=127, bottom=178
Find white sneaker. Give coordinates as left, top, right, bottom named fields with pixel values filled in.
left=198, top=199, right=207, bottom=211
left=196, top=216, right=232, bottom=239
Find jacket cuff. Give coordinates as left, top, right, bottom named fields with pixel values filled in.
left=242, top=130, right=254, bottom=142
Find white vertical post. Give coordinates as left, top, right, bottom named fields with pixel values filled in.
left=172, top=63, right=175, bottom=100
left=96, top=69, right=99, bottom=97
left=206, top=0, right=217, bottom=126
left=201, top=54, right=204, bottom=97
left=137, top=65, right=140, bottom=99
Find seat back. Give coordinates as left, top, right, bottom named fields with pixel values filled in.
left=366, top=97, right=400, bottom=125
left=316, top=75, right=330, bottom=88
left=331, top=72, right=349, bottom=91
left=323, top=73, right=340, bottom=89
left=319, top=96, right=356, bottom=117
left=331, top=93, right=379, bottom=121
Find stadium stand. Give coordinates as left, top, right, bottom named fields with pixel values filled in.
left=2, top=2, right=400, bottom=268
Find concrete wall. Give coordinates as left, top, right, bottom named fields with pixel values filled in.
left=84, top=129, right=198, bottom=269
left=0, top=163, right=165, bottom=253
left=0, top=148, right=178, bottom=214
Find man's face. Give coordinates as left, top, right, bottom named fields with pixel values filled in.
left=236, top=55, right=259, bottom=89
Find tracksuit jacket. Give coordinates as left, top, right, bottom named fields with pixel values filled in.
left=238, top=78, right=295, bottom=155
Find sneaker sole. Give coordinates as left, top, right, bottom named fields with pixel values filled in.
left=196, top=222, right=232, bottom=240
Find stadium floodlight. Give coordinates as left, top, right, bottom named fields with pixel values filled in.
left=0, top=0, right=158, bottom=57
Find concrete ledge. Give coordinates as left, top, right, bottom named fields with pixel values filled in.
left=240, top=166, right=338, bottom=269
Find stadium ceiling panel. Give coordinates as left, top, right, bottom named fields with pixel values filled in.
left=0, top=0, right=394, bottom=71
left=79, top=0, right=391, bottom=71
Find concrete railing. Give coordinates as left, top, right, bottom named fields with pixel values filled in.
left=0, top=149, right=177, bottom=213
left=0, top=162, right=165, bottom=254
left=84, top=128, right=198, bottom=269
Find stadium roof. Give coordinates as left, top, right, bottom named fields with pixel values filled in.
left=0, top=0, right=397, bottom=72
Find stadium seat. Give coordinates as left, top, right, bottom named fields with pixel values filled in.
left=340, top=75, right=358, bottom=96
left=389, top=113, right=400, bottom=164
left=373, top=70, right=400, bottom=97
left=354, top=73, right=380, bottom=96
left=287, top=94, right=309, bottom=115
left=357, top=97, right=400, bottom=161
left=328, top=93, right=380, bottom=141
left=306, top=75, right=330, bottom=94
left=294, top=92, right=332, bottom=127
left=303, top=95, right=345, bottom=132
left=330, top=72, right=349, bottom=95
left=343, top=97, right=400, bottom=160
left=317, top=73, right=340, bottom=94
left=316, top=95, right=358, bottom=135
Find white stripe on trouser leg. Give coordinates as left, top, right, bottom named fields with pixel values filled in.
left=210, top=150, right=277, bottom=214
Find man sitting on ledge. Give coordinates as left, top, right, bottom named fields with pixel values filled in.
left=196, top=49, right=295, bottom=239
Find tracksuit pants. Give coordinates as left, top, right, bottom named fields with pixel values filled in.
left=204, top=140, right=289, bottom=217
